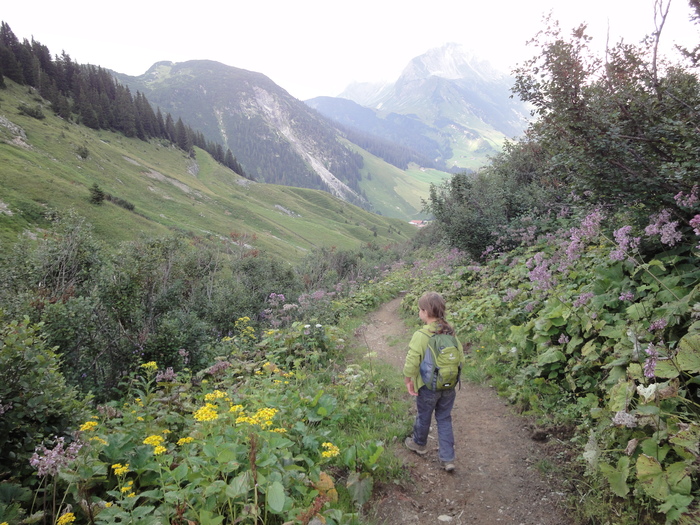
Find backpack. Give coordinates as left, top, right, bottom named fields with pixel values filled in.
left=419, top=331, right=462, bottom=390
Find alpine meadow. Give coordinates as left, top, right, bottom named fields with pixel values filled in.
left=1, top=2, right=700, bottom=524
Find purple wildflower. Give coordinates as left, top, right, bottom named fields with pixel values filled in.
left=573, top=292, right=594, bottom=308
left=648, top=318, right=668, bottom=332
left=528, top=252, right=555, bottom=290
left=558, top=334, right=570, bottom=344
left=610, top=225, right=641, bottom=261
left=619, top=291, right=634, bottom=301
left=645, top=210, right=682, bottom=246
left=690, top=214, right=700, bottom=235
left=30, top=437, right=83, bottom=477
left=504, top=288, right=519, bottom=302
left=674, top=185, right=699, bottom=208
left=643, top=343, right=659, bottom=378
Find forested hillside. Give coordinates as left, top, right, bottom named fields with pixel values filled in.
left=114, top=61, right=371, bottom=208
left=0, top=23, right=244, bottom=174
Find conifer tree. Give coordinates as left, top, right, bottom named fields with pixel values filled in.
left=175, top=117, right=193, bottom=155
left=164, top=113, right=176, bottom=142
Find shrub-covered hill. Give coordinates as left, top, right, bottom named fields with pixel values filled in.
left=0, top=80, right=416, bottom=260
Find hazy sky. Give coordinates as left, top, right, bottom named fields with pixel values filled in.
left=2, top=0, right=697, bottom=100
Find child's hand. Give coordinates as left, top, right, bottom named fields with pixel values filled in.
left=404, top=377, right=418, bottom=396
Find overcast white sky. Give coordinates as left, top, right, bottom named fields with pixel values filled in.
left=2, top=0, right=698, bottom=100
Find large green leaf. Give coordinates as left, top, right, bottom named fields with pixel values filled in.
left=670, top=423, right=700, bottom=458
left=346, top=471, right=373, bottom=506
left=654, top=359, right=680, bottom=379
left=266, top=481, right=286, bottom=513
left=608, top=380, right=635, bottom=412
left=636, top=454, right=668, bottom=500
left=676, top=334, right=700, bottom=374
left=226, top=471, right=252, bottom=500
left=537, top=348, right=565, bottom=366
left=637, top=455, right=691, bottom=501
left=600, top=456, right=630, bottom=497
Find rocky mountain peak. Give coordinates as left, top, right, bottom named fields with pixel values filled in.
left=400, top=42, right=504, bottom=83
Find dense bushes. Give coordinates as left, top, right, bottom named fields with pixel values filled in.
left=0, top=316, right=89, bottom=482
left=0, top=209, right=410, bottom=401
left=401, top=209, right=700, bottom=523
left=0, top=249, right=413, bottom=524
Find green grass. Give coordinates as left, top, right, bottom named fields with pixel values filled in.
left=346, top=140, right=433, bottom=221
left=0, top=82, right=417, bottom=260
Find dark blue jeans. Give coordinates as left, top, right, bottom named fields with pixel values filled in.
left=413, top=386, right=456, bottom=462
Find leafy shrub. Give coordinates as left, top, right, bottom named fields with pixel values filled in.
left=17, top=103, right=44, bottom=119
left=0, top=316, right=89, bottom=481
left=105, top=193, right=135, bottom=211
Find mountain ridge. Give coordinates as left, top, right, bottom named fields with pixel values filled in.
left=0, top=79, right=415, bottom=258
left=321, top=43, right=530, bottom=170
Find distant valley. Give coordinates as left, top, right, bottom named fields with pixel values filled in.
left=114, top=43, right=530, bottom=219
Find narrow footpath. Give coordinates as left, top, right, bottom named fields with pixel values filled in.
left=361, top=297, right=572, bottom=525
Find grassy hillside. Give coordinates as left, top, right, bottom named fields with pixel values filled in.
left=0, top=81, right=416, bottom=260
left=347, top=139, right=451, bottom=220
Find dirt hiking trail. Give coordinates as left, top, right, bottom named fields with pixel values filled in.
left=360, top=297, right=572, bottom=525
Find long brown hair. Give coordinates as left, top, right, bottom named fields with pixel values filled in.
left=418, top=292, right=455, bottom=335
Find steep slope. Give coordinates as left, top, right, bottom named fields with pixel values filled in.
left=0, top=80, right=416, bottom=260
left=325, top=43, right=531, bottom=170
left=114, top=61, right=369, bottom=207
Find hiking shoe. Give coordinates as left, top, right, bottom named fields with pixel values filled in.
left=441, top=461, right=455, bottom=472
left=404, top=437, right=427, bottom=455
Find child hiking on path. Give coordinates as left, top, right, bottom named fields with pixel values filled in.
left=403, top=291, right=465, bottom=472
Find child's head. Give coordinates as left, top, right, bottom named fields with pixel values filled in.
left=418, top=291, right=446, bottom=320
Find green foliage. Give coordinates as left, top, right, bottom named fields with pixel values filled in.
left=424, top=140, right=562, bottom=259
left=512, top=18, right=699, bottom=216
left=0, top=315, right=89, bottom=481
left=10, top=317, right=395, bottom=524
left=89, top=183, right=105, bottom=204
left=17, top=102, right=45, bottom=119
left=403, top=211, right=700, bottom=523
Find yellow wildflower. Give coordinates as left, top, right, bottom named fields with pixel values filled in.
left=177, top=436, right=195, bottom=445
left=321, top=442, right=340, bottom=458
left=235, top=415, right=257, bottom=425
left=204, top=390, right=228, bottom=402
left=112, top=463, right=130, bottom=476
left=162, top=429, right=171, bottom=434
left=136, top=417, right=144, bottom=421
left=153, top=445, right=167, bottom=455
left=229, top=404, right=244, bottom=414
left=104, top=502, right=113, bottom=508
left=272, top=428, right=287, bottom=433
left=79, top=421, right=98, bottom=432
left=143, top=435, right=164, bottom=446
left=193, top=403, right=219, bottom=422
left=56, top=512, right=76, bottom=525
left=140, top=361, right=158, bottom=371
left=90, top=437, right=108, bottom=446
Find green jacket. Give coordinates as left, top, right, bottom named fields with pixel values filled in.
left=403, top=322, right=464, bottom=390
